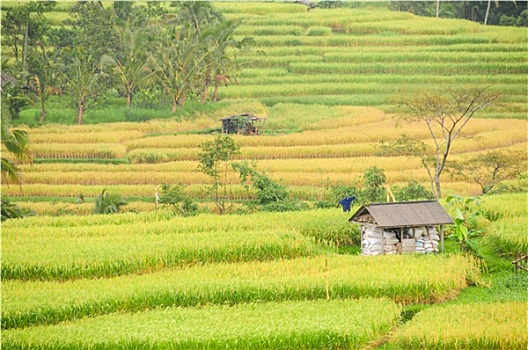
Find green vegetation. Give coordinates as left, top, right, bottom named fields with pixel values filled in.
left=388, top=302, right=527, bottom=349
left=3, top=298, right=401, bottom=350
left=2, top=212, right=320, bottom=281
left=1, top=2, right=527, bottom=349
left=2, top=254, right=478, bottom=329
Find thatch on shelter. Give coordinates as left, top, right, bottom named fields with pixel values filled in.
left=348, top=200, right=454, bottom=255
left=221, top=113, right=265, bottom=135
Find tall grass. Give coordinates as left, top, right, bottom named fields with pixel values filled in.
left=389, top=302, right=527, bottom=349
left=2, top=224, right=318, bottom=281
left=2, top=254, right=480, bottom=329
left=485, top=217, right=528, bottom=259
left=2, top=299, right=401, bottom=349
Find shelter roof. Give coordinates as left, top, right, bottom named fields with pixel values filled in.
left=348, top=200, right=454, bottom=228
left=221, top=113, right=265, bottom=121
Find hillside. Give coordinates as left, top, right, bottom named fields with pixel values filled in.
left=2, top=3, right=528, bottom=349
left=3, top=3, right=527, bottom=213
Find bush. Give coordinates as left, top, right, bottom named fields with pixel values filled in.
left=158, top=184, right=198, bottom=217
left=94, top=189, right=127, bottom=214
left=393, top=181, right=433, bottom=201
left=234, top=161, right=288, bottom=205
left=362, top=166, right=386, bottom=203
left=313, top=200, right=336, bottom=209
left=261, top=200, right=309, bottom=212
left=1, top=197, right=31, bottom=221
left=331, top=184, right=362, bottom=205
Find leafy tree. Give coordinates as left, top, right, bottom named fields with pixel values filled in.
left=362, top=166, right=386, bottom=203
left=94, top=189, right=127, bottom=214
left=452, top=150, right=527, bottom=195
left=1, top=1, right=55, bottom=65
left=389, top=86, right=499, bottom=199
left=233, top=161, right=288, bottom=205
left=392, top=181, right=433, bottom=201
left=69, top=2, right=119, bottom=60
left=31, top=40, right=56, bottom=123
left=1, top=2, right=55, bottom=123
left=391, top=0, right=527, bottom=26
left=1, top=59, right=29, bottom=121
left=158, top=184, right=198, bottom=216
left=199, top=20, right=254, bottom=103
left=198, top=135, right=240, bottom=214
left=151, top=1, right=252, bottom=108
left=171, top=1, right=224, bottom=35
left=60, top=2, right=117, bottom=124
left=57, top=47, right=105, bottom=124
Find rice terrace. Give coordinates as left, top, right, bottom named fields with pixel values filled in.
left=1, top=1, right=527, bottom=349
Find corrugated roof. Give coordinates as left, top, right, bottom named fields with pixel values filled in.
left=348, top=200, right=453, bottom=228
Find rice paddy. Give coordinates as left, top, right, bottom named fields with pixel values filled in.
left=2, top=2, right=527, bottom=349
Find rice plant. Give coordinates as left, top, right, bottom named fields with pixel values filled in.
left=2, top=298, right=401, bottom=349
left=2, top=219, right=319, bottom=280
left=485, top=217, right=528, bottom=258
left=389, top=302, right=527, bottom=349
left=2, top=254, right=480, bottom=329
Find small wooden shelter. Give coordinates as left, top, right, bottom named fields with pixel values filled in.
left=348, top=200, right=454, bottom=255
left=221, top=113, right=265, bottom=135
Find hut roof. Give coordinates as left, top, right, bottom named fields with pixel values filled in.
left=221, top=113, right=265, bottom=122
left=348, top=200, right=453, bottom=228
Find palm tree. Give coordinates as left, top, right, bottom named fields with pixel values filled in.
left=101, top=24, right=150, bottom=108
left=199, top=20, right=254, bottom=103
left=1, top=97, right=32, bottom=186
left=172, top=1, right=224, bottom=35
left=147, top=28, right=205, bottom=112
left=57, top=47, right=103, bottom=124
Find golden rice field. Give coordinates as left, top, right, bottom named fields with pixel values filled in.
left=4, top=107, right=526, bottom=206
left=388, top=302, right=527, bottom=349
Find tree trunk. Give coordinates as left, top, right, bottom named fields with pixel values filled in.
left=171, top=98, right=178, bottom=113
left=436, top=0, right=440, bottom=18
left=126, top=91, right=132, bottom=108
left=180, top=93, right=186, bottom=107
left=23, top=10, right=30, bottom=71
left=213, top=84, right=219, bottom=102
left=39, top=98, right=46, bottom=124
left=202, top=78, right=210, bottom=104
left=76, top=99, right=85, bottom=124
left=434, top=174, right=442, bottom=199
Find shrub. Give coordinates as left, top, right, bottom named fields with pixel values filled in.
left=94, top=189, right=127, bottom=214
left=393, top=180, right=433, bottom=201
left=233, top=161, right=288, bottom=205
left=1, top=197, right=29, bottom=221
left=158, top=184, right=198, bottom=217
left=261, top=199, right=309, bottom=212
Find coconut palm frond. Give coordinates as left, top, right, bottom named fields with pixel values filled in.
left=1, top=157, right=23, bottom=186
left=4, top=129, right=32, bottom=163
